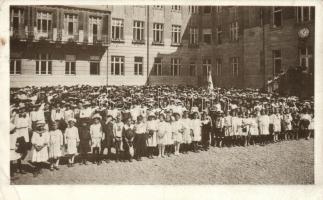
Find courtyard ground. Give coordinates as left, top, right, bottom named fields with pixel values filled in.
left=12, top=139, right=314, bottom=185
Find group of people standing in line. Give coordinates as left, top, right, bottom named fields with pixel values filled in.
left=10, top=85, right=314, bottom=179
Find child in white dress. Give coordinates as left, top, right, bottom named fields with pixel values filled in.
left=191, top=112, right=201, bottom=152
left=65, top=118, right=79, bottom=167
left=257, top=110, right=270, bottom=145
left=146, top=115, right=157, bottom=158
left=181, top=111, right=192, bottom=153
left=48, top=121, right=63, bottom=170
left=223, top=111, right=232, bottom=147
left=31, top=120, right=49, bottom=177
left=172, top=113, right=184, bottom=156
left=248, top=113, right=259, bottom=146
left=231, top=110, right=240, bottom=146
left=90, top=114, right=103, bottom=165
left=165, top=114, right=174, bottom=157
left=156, top=114, right=167, bottom=158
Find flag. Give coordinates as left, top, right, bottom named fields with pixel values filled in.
left=207, top=70, right=214, bottom=92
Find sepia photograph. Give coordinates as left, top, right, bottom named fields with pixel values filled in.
left=7, top=4, right=315, bottom=185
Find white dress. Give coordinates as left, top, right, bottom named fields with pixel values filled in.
left=90, top=123, right=102, bottom=148
left=172, top=120, right=183, bottom=143
left=31, top=131, right=49, bottom=162
left=48, top=129, right=63, bottom=158
left=258, top=115, right=270, bottom=135
left=241, top=118, right=250, bottom=136
left=15, top=117, right=30, bottom=143
left=64, top=109, right=74, bottom=123
left=309, top=117, right=314, bottom=130
left=223, top=116, right=233, bottom=136
left=181, top=118, right=192, bottom=144
left=191, top=119, right=201, bottom=142
left=156, top=121, right=167, bottom=145
left=114, top=121, right=124, bottom=138
left=272, top=114, right=282, bottom=132
left=146, top=120, right=157, bottom=147
left=249, top=118, right=259, bottom=136
left=231, top=117, right=240, bottom=136
left=165, top=122, right=173, bottom=145
left=282, top=114, right=293, bottom=131
left=65, top=126, right=80, bottom=154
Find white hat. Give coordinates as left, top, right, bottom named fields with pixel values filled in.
left=92, top=113, right=102, bottom=120
left=36, top=120, right=46, bottom=127
left=68, top=118, right=77, bottom=123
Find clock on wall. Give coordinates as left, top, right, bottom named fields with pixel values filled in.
left=298, top=27, right=310, bottom=39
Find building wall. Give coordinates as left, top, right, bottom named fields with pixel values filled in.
left=242, top=6, right=315, bottom=89
left=10, top=5, right=315, bottom=89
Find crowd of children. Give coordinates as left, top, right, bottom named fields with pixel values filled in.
left=9, top=85, right=314, bottom=179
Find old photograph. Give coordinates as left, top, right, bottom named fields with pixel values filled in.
left=8, top=4, right=314, bottom=185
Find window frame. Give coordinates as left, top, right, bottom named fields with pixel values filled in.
left=229, top=21, right=239, bottom=41
left=215, top=6, right=223, bottom=13
left=134, top=57, right=143, bottom=76
left=89, top=16, right=102, bottom=41
left=112, top=18, right=124, bottom=41
left=37, top=11, right=52, bottom=35
left=202, top=59, right=211, bottom=76
left=11, top=9, right=24, bottom=32
left=189, top=27, right=198, bottom=45
left=153, top=5, right=163, bottom=9
left=231, top=57, right=239, bottom=77
left=153, top=23, right=164, bottom=44
left=171, top=25, right=181, bottom=45
left=10, top=59, right=22, bottom=75
left=189, top=6, right=199, bottom=14
left=216, top=25, right=223, bottom=44
left=297, top=7, right=314, bottom=23
left=203, top=6, right=212, bottom=15
left=272, top=49, right=282, bottom=75
left=111, top=56, right=125, bottom=76
left=202, top=28, right=212, bottom=44
left=171, top=58, right=181, bottom=76
left=89, top=61, right=100, bottom=75
left=153, top=57, right=162, bottom=76
left=215, top=59, right=222, bottom=76
left=133, top=20, right=145, bottom=42
left=64, top=14, right=78, bottom=36
left=35, top=54, right=52, bottom=75
left=299, top=47, right=313, bottom=70
left=272, top=7, right=283, bottom=28
left=65, top=61, right=76, bottom=75
left=190, top=62, right=196, bottom=76
left=171, top=5, right=181, bottom=12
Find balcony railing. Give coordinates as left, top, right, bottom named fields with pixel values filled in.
left=11, top=27, right=27, bottom=40
left=12, top=27, right=110, bottom=46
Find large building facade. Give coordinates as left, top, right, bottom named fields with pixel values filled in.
left=10, top=5, right=314, bottom=88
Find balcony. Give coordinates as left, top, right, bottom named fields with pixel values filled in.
left=10, top=27, right=27, bottom=40
left=16, top=28, right=110, bottom=47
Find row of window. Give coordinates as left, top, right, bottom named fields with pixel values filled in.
left=153, top=5, right=222, bottom=14
left=11, top=47, right=312, bottom=76
left=9, top=56, right=240, bottom=77
left=11, top=10, right=103, bottom=39
left=113, top=20, right=239, bottom=45
left=272, top=6, right=314, bottom=28
left=272, top=47, right=313, bottom=75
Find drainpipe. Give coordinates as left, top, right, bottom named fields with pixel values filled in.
left=146, top=5, right=150, bottom=85
left=261, top=8, right=266, bottom=89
